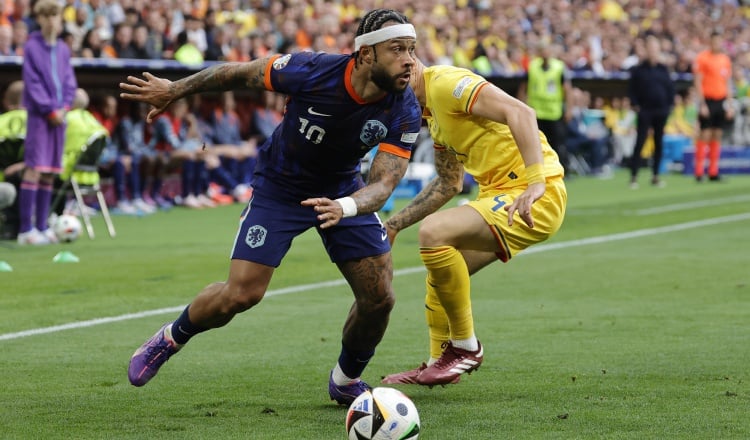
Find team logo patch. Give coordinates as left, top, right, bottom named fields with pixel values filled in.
left=400, top=132, right=419, bottom=143
left=245, top=225, right=267, bottom=248
left=453, top=76, right=473, bottom=98
left=360, top=120, right=388, bottom=146
left=272, top=54, right=291, bottom=70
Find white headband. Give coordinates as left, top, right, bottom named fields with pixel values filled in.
left=354, top=23, right=416, bottom=51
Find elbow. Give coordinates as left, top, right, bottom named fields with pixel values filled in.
left=450, top=178, right=464, bottom=195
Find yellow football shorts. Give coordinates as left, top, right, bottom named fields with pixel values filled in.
left=468, top=177, right=567, bottom=262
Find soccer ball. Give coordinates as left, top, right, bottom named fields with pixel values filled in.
left=53, top=214, right=82, bottom=243
left=346, top=387, right=420, bottom=440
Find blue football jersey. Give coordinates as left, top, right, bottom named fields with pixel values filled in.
left=253, top=52, right=422, bottom=200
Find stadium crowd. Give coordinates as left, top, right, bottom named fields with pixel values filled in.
left=0, top=1, right=747, bottom=75
left=2, top=0, right=750, bottom=240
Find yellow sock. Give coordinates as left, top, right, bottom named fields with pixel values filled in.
left=425, top=280, right=450, bottom=360
left=420, top=246, right=474, bottom=342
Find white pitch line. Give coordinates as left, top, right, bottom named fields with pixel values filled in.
left=1, top=212, right=749, bottom=342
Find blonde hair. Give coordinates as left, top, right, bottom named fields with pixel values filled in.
left=33, top=0, right=62, bottom=17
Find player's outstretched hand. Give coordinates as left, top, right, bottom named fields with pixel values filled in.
left=119, top=72, right=174, bottom=123
left=504, top=182, right=545, bottom=228
left=301, top=197, right=344, bottom=229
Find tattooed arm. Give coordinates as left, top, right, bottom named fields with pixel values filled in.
left=303, top=151, right=410, bottom=229
left=355, top=150, right=411, bottom=213
left=119, top=58, right=272, bottom=122
left=384, top=147, right=464, bottom=241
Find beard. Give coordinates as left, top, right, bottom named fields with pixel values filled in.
left=371, top=64, right=407, bottom=94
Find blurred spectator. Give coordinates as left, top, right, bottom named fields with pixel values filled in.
left=148, top=98, right=211, bottom=209
left=58, top=88, right=108, bottom=216
left=0, top=80, right=26, bottom=238
left=10, top=20, right=27, bottom=55
left=109, top=102, right=157, bottom=215
left=565, top=88, right=612, bottom=178
left=206, top=92, right=257, bottom=195
left=693, top=31, right=733, bottom=182
left=252, top=90, right=284, bottom=145
left=184, top=14, right=207, bottom=54
left=102, top=0, right=124, bottom=29
left=144, top=9, right=171, bottom=59
left=63, top=5, right=89, bottom=53
left=18, top=0, right=77, bottom=246
left=731, top=64, right=750, bottom=146
left=226, top=34, right=252, bottom=62
left=627, top=35, right=675, bottom=189
left=0, top=23, right=12, bottom=55
left=130, top=23, right=151, bottom=59
left=122, top=7, right=141, bottom=27
left=0, top=1, right=10, bottom=27
left=173, top=30, right=203, bottom=66
left=519, top=40, right=572, bottom=176
left=79, top=27, right=103, bottom=58
left=606, top=96, right=637, bottom=167
left=662, top=91, right=697, bottom=173
left=204, top=25, right=230, bottom=61
left=0, top=80, right=26, bottom=144
left=111, top=22, right=137, bottom=58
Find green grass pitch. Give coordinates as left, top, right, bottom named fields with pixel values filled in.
left=1, top=169, right=749, bottom=439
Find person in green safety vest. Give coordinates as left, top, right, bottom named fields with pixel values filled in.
left=0, top=81, right=26, bottom=215
left=61, top=88, right=109, bottom=186
left=519, top=41, right=572, bottom=176
left=0, top=80, right=27, bottom=181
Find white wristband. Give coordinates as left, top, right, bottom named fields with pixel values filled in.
left=335, top=197, right=357, bottom=218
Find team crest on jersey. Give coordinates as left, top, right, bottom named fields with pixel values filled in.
left=273, top=54, right=291, bottom=70
left=360, top=120, right=388, bottom=146
left=245, top=225, right=267, bottom=248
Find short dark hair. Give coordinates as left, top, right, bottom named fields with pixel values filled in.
left=352, top=9, right=410, bottom=63
left=355, top=9, right=409, bottom=38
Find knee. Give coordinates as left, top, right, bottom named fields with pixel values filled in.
left=418, top=215, right=444, bottom=247
left=357, top=288, right=395, bottom=317
left=220, top=281, right=264, bottom=314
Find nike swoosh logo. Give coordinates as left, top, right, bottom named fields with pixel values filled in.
left=308, top=106, right=332, bottom=117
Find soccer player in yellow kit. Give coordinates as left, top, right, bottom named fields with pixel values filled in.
left=382, top=59, right=567, bottom=386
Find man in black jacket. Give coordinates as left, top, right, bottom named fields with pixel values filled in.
left=627, top=35, right=675, bottom=188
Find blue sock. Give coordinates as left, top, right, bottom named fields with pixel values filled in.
left=181, top=160, right=196, bottom=197
left=129, top=155, right=143, bottom=197
left=113, top=158, right=127, bottom=201
left=171, top=306, right=208, bottom=345
left=195, top=161, right=207, bottom=195
left=337, top=343, right=374, bottom=379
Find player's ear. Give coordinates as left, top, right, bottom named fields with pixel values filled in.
left=359, top=45, right=373, bottom=64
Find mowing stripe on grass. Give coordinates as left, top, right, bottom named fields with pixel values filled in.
left=632, top=194, right=750, bottom=216
left=1, top=212, right=749, bottom=342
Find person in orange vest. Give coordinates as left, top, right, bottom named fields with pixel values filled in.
left=693, top=30, right=733, bottom=182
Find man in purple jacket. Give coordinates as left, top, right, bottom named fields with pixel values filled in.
left=17, top=0, right=77, bottom=245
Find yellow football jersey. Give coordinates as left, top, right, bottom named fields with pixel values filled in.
left=422, top=65, right=564, bottom=192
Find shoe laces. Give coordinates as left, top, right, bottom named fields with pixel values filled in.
left=432, top=343, right=460, bottom=369
left=144, top=337, right=174, bottom=363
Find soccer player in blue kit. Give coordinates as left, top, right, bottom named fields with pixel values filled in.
left=120, top=9, right=421, bottom=405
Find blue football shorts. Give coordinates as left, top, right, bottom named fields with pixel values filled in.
left=230, top=189, right=391, bottom=267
